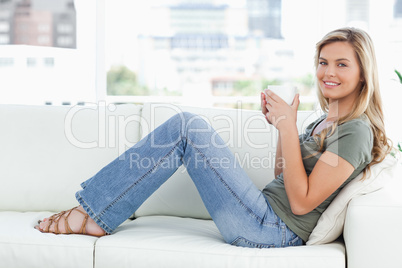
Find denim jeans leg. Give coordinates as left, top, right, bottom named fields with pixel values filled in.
left=76, top=112, right=194, bottom=233
left=76, top=112, right=301, bottom=247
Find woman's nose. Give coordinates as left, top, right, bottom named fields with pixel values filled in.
left=325, top=65, right=336, bottom=77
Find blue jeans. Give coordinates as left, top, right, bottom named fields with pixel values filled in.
left=76, top=112, right=303, bottom=248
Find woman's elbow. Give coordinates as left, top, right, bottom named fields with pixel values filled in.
left=290, top=203, right=312, bottom=216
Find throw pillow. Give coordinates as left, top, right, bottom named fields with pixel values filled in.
left=306, top=155, right=398, bottom=245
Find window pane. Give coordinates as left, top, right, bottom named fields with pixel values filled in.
left=0, top=0, right=96, bottom=105
left=105, top=0, right=402, bottom=110
left=1, top=0, right=76, bottom=48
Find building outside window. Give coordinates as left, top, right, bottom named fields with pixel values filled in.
left=104, top=0, right=402, bottom=110
left=0, top=0, right=95, bottom=105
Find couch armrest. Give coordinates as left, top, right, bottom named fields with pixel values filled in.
left=343, top=177, right=402, bottom=268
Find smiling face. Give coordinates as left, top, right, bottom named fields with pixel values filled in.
left=316, top=41, right=363, bottom=107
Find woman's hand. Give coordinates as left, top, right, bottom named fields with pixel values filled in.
left=261, top=90, right=300, bottom=131
left=261, top=91, right=272, bottom=124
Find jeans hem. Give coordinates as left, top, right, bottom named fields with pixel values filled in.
left=75, top=191, right=114, bottom=234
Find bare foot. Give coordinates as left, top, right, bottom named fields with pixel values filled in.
left=35, top=206, right=107, bottom=237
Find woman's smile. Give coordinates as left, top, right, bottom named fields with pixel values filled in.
left=322, top=80, right=341, bottom=88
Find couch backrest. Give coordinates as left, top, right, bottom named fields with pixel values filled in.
left=0, top=103, right=143, bottom=212
left=0, top=103, right=319, bottom=215
left=134, top=103, right=319, bottom=219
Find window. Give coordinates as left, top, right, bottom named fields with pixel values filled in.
left=0, top=0, right=97, bottom=106
left=102, top=0, right=402, bottom=110
left=395, top=0, right=402, bottom=18
left=0, top=22, right=10, bottom=32
left=57, top=36, right=73, bottom=46
left=1, top=0, right=401, bottom=110
left=0, top=57, right=14, bottom=67
left=38, top=24, right=50, bottom=33
left=43, top=57, right=54, bottom=67
left=57, top=23, right=73, bottom=33
left=37, top=35, right=50, bottom=45
left=0, top=10, right=11, bottom=19
left=26, top=57, right=37, bottom=67
left=0, top=34, right=10, bottom=44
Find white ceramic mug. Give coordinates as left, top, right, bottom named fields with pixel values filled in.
left=263, top=85, right=297, bottom=105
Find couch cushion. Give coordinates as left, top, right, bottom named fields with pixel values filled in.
left=135, top=103, right=318, bottom=219
left=0, top=103, right=142, bottom=212
left=95, top=215, right=345, bottom=268
left=0, top=211, right=97, bottom=268
left=307, top=155, right=399, bottom=245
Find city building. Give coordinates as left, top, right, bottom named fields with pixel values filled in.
left=137, top=0, right=293, bottom=105
left=0, top=0, right=14, bottom=45
left=346, top=0, right=370, bottom=28
left=395, top=0, right=402, bottom=18
left=247, top=0, right=282, bottom=38
left=0, top=0, right=84, bottom=105
left=0, top=0, right=76, bottom=48
left=0, top=45, right=93, bottom=105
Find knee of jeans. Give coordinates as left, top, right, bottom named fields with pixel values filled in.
left=174, top=112, right=210, bottom=130
left=178, top=112, right=197, bottom=122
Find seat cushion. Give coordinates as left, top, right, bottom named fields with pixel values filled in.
left=0, top=211, right=98, bottom=268
left=94, top=216, right=345, bottom=268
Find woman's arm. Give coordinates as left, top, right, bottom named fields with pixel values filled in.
left=274, top=135, right=283, bottom=178
left=281, top=127, right=354, bottom=214
left=264, top=90, right=355, bottom=215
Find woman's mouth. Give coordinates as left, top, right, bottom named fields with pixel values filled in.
left=323, top=81, right=340, bottom=87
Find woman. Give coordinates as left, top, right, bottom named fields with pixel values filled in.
left=36, top=27, right=392, bottom=247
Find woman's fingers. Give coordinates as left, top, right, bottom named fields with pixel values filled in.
left=261, top=92, right=268, bottom=113
left=260, top=92, right=265, bottom=108
left=264, top=90, right=280, bottom=104
left=261, top=92, right=273, bottom=124
left=291, top=94, right=300, bottom=108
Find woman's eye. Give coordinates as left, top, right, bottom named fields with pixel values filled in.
left=338, top=63, right=347, bottom=67
left=319, top=61, right=327, bottom=65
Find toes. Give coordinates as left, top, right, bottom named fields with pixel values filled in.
left=36, top=216, right=54, bottom=233
left=39, top=220, right=50, bottom=232
left=39, top=221, right=45, bottom=230
left=34, top=223, right=47, bottom=233
left=37, top=217, right=49, bottom=225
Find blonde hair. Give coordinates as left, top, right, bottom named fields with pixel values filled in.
left=313, top=27, right=392, bottom=179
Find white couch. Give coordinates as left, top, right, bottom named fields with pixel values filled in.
left=1, top=102, right=401, bottom=268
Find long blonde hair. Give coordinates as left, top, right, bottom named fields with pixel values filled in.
left=313, top=27, right=392, bottom=179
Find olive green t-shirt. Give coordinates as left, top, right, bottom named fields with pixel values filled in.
left=262, top=114, right=373, bottom=242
